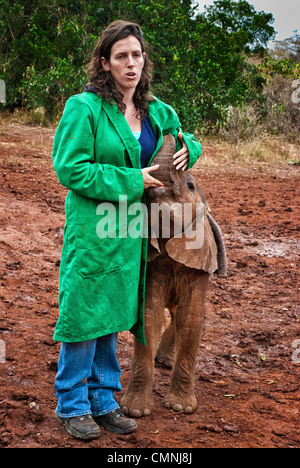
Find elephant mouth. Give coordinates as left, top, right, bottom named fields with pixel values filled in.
left=148, top=186, right=167, bottom=196
left=146, top=183, right=171, bottom=200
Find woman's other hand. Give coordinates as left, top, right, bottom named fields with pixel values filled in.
left=173, top=132, right=189, bottom=171
left=142, top=165, right=164, bottom=189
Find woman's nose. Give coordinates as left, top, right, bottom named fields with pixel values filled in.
left=127, top=55, right=134, bottom=66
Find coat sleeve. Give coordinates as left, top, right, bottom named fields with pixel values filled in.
left=181, top=131, right=202, bottom=170
left=52, top=97, right=144, bottom=203
left=157, top=100, right=202, bottom=169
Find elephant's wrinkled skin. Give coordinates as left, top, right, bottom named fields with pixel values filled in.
left=121, top=134, right=227, bottom=417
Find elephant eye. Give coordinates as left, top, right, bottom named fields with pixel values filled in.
left=187, top=181, right=195, bottom=191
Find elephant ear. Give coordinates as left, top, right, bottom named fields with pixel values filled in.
left=165, top=209, right=227, bottom=276
left=165, top=206, right=219, bottom=274
left=147, top=237, right=161, bottom=262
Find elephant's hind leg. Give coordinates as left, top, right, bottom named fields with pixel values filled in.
left=163, top=272, right=209, bottom=414
left=156, top=308, right=176, bottom=368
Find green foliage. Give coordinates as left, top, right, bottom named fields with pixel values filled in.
left=258, top=57, right=300, bottom=82
left=0, top=0, right=100, bottom=112
left=204, top=0, right=275, bottom=54
left=21, top=58, right=87, bottom=116
left=0, top=0, right=276, bottom=130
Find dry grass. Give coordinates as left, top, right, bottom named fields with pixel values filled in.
left=0, top=107, right=58, bottom=128
left=1, top=109, right=299, bottom=168
left=199, top=135, right=300, bottom=166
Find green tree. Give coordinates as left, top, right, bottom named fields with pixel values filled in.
left=203, top=0, right=275, bottom=54
left=0, top=0, right=100, bottom=112
left=0, top=0, right=276, bottom=130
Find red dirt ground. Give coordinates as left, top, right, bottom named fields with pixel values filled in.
left=0, top=122, right=299, bottom=448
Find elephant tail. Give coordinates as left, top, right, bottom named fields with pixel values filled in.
left=207, top=212, right=227, bottom=278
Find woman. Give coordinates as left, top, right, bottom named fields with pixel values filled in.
left=53, top=20, right=202, bottom=440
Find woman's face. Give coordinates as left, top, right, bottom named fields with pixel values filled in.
left=101, top=35, right=145, bottom=95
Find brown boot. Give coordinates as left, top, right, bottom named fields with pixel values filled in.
left=56, top=414, right=101, bottom=440
left=94, top=409, right=137, bottom=434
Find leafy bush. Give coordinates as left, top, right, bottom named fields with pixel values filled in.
left=20, top=58, right=87, bottom=117
left=258, top=57, right=300, bottom=81
left=261, top=75, right=300, bottom=140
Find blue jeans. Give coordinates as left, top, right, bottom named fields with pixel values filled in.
left=55, top=333, right=121, bottom=418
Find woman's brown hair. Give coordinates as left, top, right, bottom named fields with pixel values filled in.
left=86, top=20, right=154, bottom=119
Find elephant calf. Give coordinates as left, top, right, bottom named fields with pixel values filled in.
left=121, top=134, right=227, bottom=417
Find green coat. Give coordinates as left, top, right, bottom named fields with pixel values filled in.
left=52, top=91, right=202, bottom=344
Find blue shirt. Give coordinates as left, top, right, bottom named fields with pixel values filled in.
left=138, top=117, right=157, bottom=168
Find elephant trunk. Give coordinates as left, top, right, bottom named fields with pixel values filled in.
left=150, top=134, right=177, bottom=187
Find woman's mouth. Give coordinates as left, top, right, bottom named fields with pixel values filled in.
left=126, top=72, right=137, bottom=79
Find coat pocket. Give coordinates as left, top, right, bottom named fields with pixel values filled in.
left=74, top=220, right=124, bottom=278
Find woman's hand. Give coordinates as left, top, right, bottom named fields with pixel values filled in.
left=142, top=164, right=164, bottom=189
left=173, top=132, right=189, bottom=171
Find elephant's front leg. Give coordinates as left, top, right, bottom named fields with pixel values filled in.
left=121, top=272, right=165, bottom=418
left=121, top=339, right=156, bottom=417
left=164, top=272, right=209, bottom=414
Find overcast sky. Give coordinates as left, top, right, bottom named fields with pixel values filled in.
left=195, top=0, right=299, bottom=42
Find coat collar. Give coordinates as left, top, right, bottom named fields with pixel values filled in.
left=148, top=101, right=164, bottom=165
left=102, top=100, right=141, bottom=168
left=101, top=98, right=164, bottom=168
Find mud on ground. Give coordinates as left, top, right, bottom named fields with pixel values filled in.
left=0, top=122, right=299, bottom=448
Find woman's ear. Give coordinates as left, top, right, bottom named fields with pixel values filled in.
left=100, top=57, right=110, bottom=72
